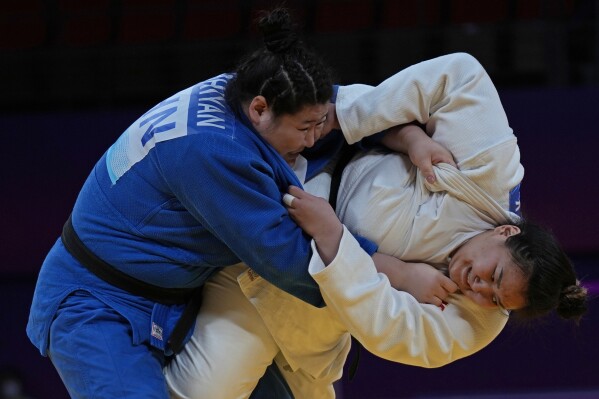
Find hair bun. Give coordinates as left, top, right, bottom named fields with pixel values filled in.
left=258, top=8, right=299, bottom=54
left=264, top=29, right=298, bottom=54
left=556, top=280, right=588, bottom=322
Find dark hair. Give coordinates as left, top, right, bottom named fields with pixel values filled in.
left=506, top=219, right=588, bottom=322
left=225, top=7, right=333, bottom=117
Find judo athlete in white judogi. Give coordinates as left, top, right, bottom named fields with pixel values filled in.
left=165, top=53, right=525, bottom=398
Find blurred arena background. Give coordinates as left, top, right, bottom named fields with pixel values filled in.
left=1, top=1, right=597, bottom=398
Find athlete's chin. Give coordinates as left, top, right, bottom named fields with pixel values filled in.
left=285, top=154, right=299, bottom=166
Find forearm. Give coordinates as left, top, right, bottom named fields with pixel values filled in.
left=309, top=231, right=463, bottom=367
left=380, top=123, right=428, bottom=154
left=372, top=252, right=410, bottom=290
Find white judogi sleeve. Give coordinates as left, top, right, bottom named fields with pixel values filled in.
left=309, top=227, right=508, bottom=368
left=337, top=52, right=523, bottom=211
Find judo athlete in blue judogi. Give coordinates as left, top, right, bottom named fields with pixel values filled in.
left=26, top=9, right=378, bottom=399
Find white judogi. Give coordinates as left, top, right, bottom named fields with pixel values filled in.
left=166, top=53, right=522, bottom=399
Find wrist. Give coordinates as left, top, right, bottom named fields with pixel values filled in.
left=403, top=126, right=430, bottom=148
left=391, top=261, right=415, bottom=291
left=313, top=222, right=343, bottom=265
left=373, top=253, right=410, bottom=289
left=313, top=221, right=343, bottom=247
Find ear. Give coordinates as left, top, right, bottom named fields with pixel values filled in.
left=247, top=96, right=270, bottom=125
left=495, top=225, right=521, bottom=238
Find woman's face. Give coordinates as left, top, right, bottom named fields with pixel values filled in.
left=448, top=225, right=528, bottom=311
left=250, top=99, right=329, bottom=167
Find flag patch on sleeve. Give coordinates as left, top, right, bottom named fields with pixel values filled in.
left=509, top=183, right=521, bottom=216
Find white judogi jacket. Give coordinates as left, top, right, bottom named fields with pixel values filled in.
left=239, top=53, right=523, bottom=395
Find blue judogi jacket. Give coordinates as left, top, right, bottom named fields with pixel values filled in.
left=27, top=74, right=377, bottom=356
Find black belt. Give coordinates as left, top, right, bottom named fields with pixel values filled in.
left=61, top=215, right=202, bottom=353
